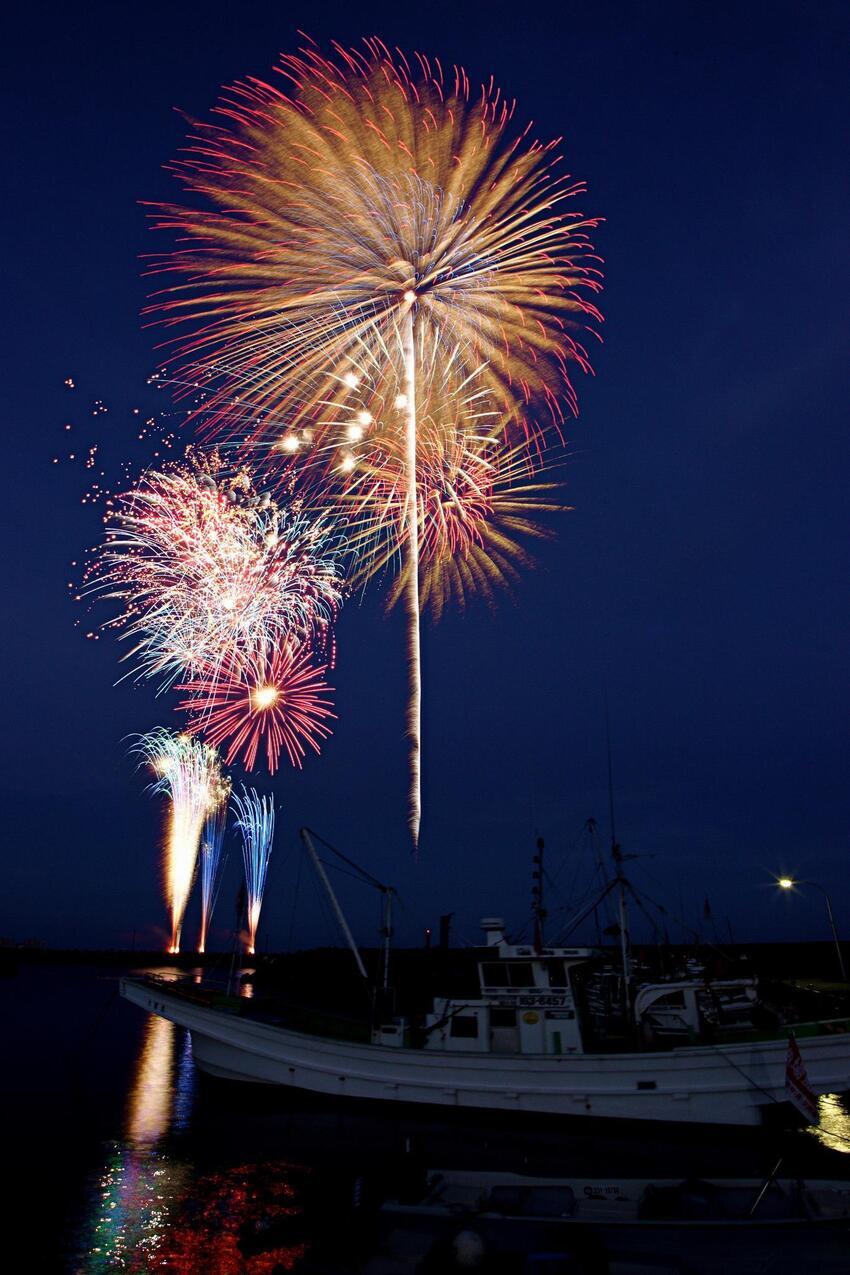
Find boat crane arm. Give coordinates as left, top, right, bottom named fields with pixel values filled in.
left=300, top=828, right=369, bottom=982
left=421, top=1001, right=475, bottom=1039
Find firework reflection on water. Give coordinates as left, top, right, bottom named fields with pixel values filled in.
left=81, top=1013, right=189, bottom=1272
left=77, top=992, right=306, bottom=1273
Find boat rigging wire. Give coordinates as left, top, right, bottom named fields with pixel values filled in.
left=300, top=828, right=369, bottom=980
left=301, top=826, right=393, bottom=896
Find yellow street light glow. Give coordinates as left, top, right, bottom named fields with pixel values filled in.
left=773, top=876, right=846, bottom=982
left=251, top=684, right=279, bottom=710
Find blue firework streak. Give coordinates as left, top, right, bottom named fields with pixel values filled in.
left=231, top=786, right=275, bottom=954
left=198, top=782, right=230, bottom=953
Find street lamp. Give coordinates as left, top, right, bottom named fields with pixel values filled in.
left=777, top=877, right=847, bottom=983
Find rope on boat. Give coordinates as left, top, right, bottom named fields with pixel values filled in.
left=708, top=1040, right=781, bottom=1105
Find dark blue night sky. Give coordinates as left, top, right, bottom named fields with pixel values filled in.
left=3, top=1, right=849, bottom=951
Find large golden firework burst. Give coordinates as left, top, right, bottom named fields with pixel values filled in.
left=146, top=37, right=603, bottom=845
left=147, top=38, right=602, bottom=436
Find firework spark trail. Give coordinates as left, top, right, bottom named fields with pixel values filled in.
left=86, top=454, right=343, bottom=692
left=278, top=316, right=565, bottom=841
left=231, top=786, right=275, bottom=955
left=198, top=781, right=230, bottom=953
left=132, top=728, right=223, bottom=953
left=145, top=39, right=603, bottom=843
left=401, top=305, right=422, bottom=844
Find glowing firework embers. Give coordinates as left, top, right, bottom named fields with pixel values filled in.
left=178, top=642, right=335, bottom=774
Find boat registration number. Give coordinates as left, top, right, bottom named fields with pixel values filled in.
left=496, top=995, right=570, bottom=1008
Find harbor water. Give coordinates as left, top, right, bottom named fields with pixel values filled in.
left=6, top=962, right=850, bottom=1272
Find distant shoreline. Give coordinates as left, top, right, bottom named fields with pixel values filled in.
left=3, top=940, right=847, bottom=982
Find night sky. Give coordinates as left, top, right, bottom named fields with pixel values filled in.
left=4, top=1, right=849, bottom=952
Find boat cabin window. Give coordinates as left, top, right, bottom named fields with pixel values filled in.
left=481, top=961, right=535, bottom=988
left=491, top=1008, right=517, bottom=1028
left=450, top=1014, right=479, bottom=1038
left=546, top=960, right=567, bottom=987
left=650, top=990, right=686, bottom=1007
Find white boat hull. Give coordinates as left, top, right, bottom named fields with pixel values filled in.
left=120, top=979, right=850, bottom=1127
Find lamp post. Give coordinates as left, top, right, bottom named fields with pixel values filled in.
left=777, top=877, right=847, bottom=983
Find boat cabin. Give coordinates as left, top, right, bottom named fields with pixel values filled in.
left=633, top=979, right=758, bottom=1041
left=371, top=917, right=762, bottom=1055
left=414, top=918, right=596, bottom=1056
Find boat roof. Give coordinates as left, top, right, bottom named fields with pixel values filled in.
left=476, top=941, right=599, bottom=961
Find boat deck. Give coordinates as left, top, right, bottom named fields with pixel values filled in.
left=383, top=1170, right=850, bottom=1226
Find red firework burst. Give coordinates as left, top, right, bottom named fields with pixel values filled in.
left=178, top=643, right=335, bottom=773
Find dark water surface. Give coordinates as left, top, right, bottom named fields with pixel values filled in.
left=5, top=964, right=850, bottom=1272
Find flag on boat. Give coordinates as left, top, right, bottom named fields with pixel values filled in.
left=785, top=1033, right=819, bottom=1123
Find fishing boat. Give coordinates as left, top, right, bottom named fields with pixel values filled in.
left=379, top=1165, right=850, bottom=1226
left=359, top=1167, right=850, bottom=1274
left=121, top=829, right=850, bottom=1129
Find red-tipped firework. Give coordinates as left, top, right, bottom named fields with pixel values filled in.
left=178, top=642, right=335, bottom=774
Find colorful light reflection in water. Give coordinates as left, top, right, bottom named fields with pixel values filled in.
left=83, top=1014, right=189, bottom=1271
left=77, top=1009, right=308, bottom=1272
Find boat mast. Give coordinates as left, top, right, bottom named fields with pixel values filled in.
left=300, top=828, right=368, bottom=981
left=613, top=843, right=631, bottom=1000
left=380, top=886, right=395, bottom=993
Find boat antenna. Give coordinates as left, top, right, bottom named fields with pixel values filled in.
left=532, top=836, right=546, bottom=951
left=605, top=695, right=617, bottom=850
left=605, top=698, right=631, bottom=1009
